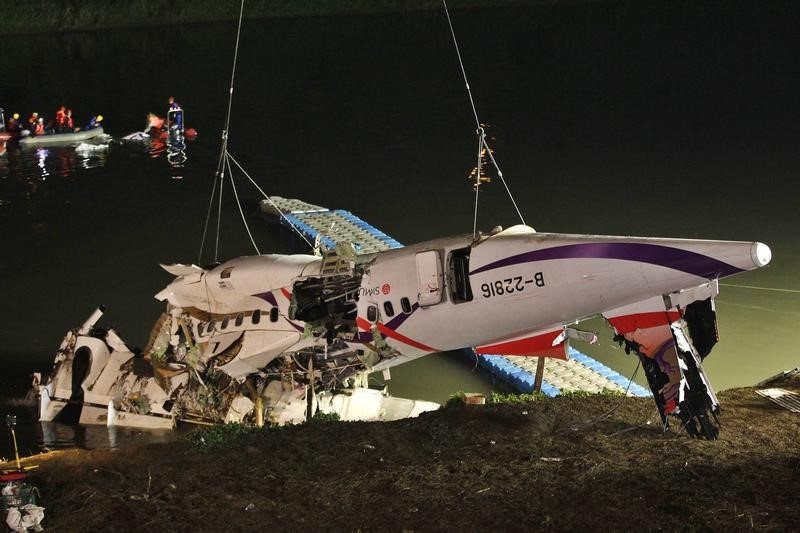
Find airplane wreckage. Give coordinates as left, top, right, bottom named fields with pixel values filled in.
left=37, top=2, right=772, bottom=440
left=39, top=224, right=772, bottom=439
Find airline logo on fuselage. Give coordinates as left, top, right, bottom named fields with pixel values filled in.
left=359, top=286, right=380, bottom=297
left=360, top=283, right=392, bottom=297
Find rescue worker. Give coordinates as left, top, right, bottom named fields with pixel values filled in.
left=34, top=117, right=45, bottom=136
left=167, top=96, right=183, bottom=130
left=64, top=109, right=74, bottom=132
left=84, top=114, right=103, bottom=130
left=27, top=112, right=39, bottom=132
left=145, top=112, right=165, bottom=133
left=55, top=106, right=66, bottom=133
left=7, top=113, right=21, bottom=132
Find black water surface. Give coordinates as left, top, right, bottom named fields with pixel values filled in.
left=1, top=3, right=799, bottom=456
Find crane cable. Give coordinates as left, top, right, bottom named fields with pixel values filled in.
left=442, top=0, right=526, bottom=238
left=199, top=0, right=246, bottom=264
left=198, top=0, right=313, bottom=263
left=227, top=153, right=313, bottom=248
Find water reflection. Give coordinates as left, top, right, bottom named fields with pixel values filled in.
left=113, top=129, right=190, bottom=178
left=166, top=134, right=187, bottom=178
left=0, top=139, right=109, bottom=183
left=0, top=126, right=193, bottom=186
left=39, top=421, right=177, bottom=453
left=1, top=399, right=182, bottom=460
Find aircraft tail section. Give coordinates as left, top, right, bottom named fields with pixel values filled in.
left=603, top=281, right=721, bottom=439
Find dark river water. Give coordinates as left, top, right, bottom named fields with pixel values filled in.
left=1, top=3, right=799, bottom=456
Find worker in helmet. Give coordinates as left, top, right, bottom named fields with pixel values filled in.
left=34, top=117, right=46, bottom=136
left=85, top=114, right=103, bottom=130
left=7, top=113, right=21, bottom=132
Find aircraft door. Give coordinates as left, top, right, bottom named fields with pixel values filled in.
left=415, top=250, right=443, bottom=306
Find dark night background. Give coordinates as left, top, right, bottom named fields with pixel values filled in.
left=1, top=1, right=798, bottom=399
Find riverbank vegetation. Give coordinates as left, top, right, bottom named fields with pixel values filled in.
left=5, top=375, right=799, bottom=530
left=3, top=0, right=555, bottom=36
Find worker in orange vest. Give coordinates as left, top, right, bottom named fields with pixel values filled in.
left=64, top=109, right=74, bottom=132
left=55, top=106, right=66, bottom=133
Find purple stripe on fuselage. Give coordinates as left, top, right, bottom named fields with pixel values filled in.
left=359, top=302, right=420, bottom=343
left=252, top=291, right=278, bottom=307
left=469, top=243, right=743, bottom=279
left=285, top=318, right=304, bottom=333
left=384, top=302, right=420, bottom=330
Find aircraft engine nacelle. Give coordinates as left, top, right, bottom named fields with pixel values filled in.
left=155, top=254, right=322, bottom=314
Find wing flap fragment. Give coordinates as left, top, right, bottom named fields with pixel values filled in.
left=476, top=327, right=569, bottom=360
left=603, top=281, right=721, bottom=439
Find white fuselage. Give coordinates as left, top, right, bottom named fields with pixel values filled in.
left=155, top=225, right=769, bottom=377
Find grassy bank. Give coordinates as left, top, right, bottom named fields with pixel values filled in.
left=2, top=0, right=566, bottom=35
left=4, top=376, right=800, bottom=531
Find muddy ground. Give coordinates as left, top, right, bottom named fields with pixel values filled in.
left=4, top=375, right=800, bottom=532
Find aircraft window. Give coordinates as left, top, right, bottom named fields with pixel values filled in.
left=383, top=301, right=395, bottom=317
left=401, top=297, right=412, bottom=314
left=235, top=313, right=244, bottom=327
left=197, top=322, right=205, bottom=336
left=252, top=309, right=261, bottom=325
left=221, top=267, right=234, bottom=279
left=449, top=247, right=473, bottom=303
left=221, top=316, right=229, bottom=330
left=207, top=321, right=215, bottom=333
left=367, top=305, right=378, bottom=323
left=270, top=307, right=279, bottom=322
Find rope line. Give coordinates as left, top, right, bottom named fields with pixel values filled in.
left=442, top=0, right=525, bottom=237
left=566, top=359, right=645, bottom=434
left=227, top=152, right=314, bottom=248
left=482, top=136, right=526, bottom=226
left=443, top=0, right=480, bottom=130
left=226, top=156, right=261, bottom=255
left=720, top=283, right=800, bottom=294
left=214, top=168, right=224, bottom=262
left=472, top=133, right=482, bottom=237
left=222, top=0, right=245, bottom=145
left=198, top=0, right=312, bottom=261
left=198, top=0, right=248, bottom=264
left=198, top=175, right=219, bottom=264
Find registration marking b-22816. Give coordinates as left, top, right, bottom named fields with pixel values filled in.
left=480, top=272, right=545, bottom=298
